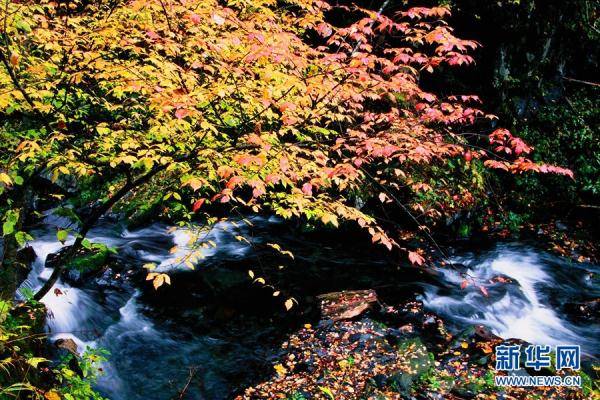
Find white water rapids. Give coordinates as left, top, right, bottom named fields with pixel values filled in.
left=18, top=215, right=259, bottom=399
left=421, top=243, right=599, bottom=355
left=16, top=218, right=599, bottom=398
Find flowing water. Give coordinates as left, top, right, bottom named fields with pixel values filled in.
left=19, top=216, right=600, bottom=399
left=421, top=243, right=599, bottom=356
left=20, top=215, right=268, bottom=399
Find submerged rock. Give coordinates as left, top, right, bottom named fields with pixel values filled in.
left=563, top=298, right=600, bottom=324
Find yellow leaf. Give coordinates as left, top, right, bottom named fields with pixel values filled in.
left=146, top=272, right=158, bottom=281
left=0, top=173, right=12, bottom=186
left=321, top=213, right=339, bottom=227
left=267, top=243, right=281, bottom=251
left=284, top=298, right=294, bottom=311
left=235, top=235, right=250, bottom=244
left=27, top=357, right=48, bottom=367
left=45, top=391, right=61, bottom=400
left=274, top=363, right=287, bottom=376
left=187, top=177, right=202, bottom=191
left=281, top=250, right=294, bottom=259
left=153, top=274, right=164, bottom=289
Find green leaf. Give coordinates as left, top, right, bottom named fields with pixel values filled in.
left=57, top=230, right=69, bottom=243
left=2, top=221, right=15, bottom=236
left=15, top=19, right=32, bottom=33
left=13, top=175, right=24, bottom=185
left=54, top=207, right=82, bottom=224
left=26, top=357, right=48, bottom=368
left=14, top=231, right=33, bottom=247
left=318, top=386, right=335, bottom=400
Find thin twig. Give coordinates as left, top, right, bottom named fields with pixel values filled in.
left=562, top=76, right=600, bottom=87
left=177, top=367, right=197, bottom=399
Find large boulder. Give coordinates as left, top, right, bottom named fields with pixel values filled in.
left=46, top=245, right=116, bottom=287
left=317, top=289, right=378, bottom=321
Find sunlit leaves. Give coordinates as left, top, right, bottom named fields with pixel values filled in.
left=0, top=173, right=12, bottom=187
left=192, top=199, right=205, bottom=212
left=284, top=298, right=296, bottom=311
left=9, top=53, right=19, bottom=67
left=146, top=272, right=171, bottom=290
left=2, top=210, right=19, bottom=237
left=321, top=213, right=339, bottom=227
left=267, top=243, right=294, bottom=259
left=0, top=0, right=575, bottom=308
left=56, top=230, right=68, bottom=244
left=274, top=363, right=287, bottom=377
left=26, top=357, right=48, bottom=368
left=408, top=251, right=425, bottom=266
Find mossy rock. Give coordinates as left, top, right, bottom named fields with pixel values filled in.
left=47, top=245, right=115, bottom=286
left=66, top=248, right=110, bottom=273
left=387, top=338, right=433, bottom=395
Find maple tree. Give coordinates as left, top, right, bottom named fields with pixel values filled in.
left=0, top=0, right=573, bottom=301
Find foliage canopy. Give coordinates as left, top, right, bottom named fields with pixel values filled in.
left=0, top=0, right=572, bottom=296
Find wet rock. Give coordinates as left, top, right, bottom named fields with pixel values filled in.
left=238, top=288, right=585, bottom=400
left=16, top=245, right=36, bottom=265
left=47, top=245, right=115, bottom=287
left=15, top=245, right=36, bottom=286
left=55, top=338, right=79, bottom=356
left=555, top=220, right=568, bottom=231
left=455, top=325, right=500, bottom=344
left=563, top=298, right=599, bottom=323
left=317, top=290, right=378, bottom=321
left=54, top=338, right=84, bottom=377
left=473, top=325, right=501, bottom=341
left=95, top=268, right=119, bottom=289
left=64, top=268, right=83, bottom=284
left=387, top=338, right=433, bottom=396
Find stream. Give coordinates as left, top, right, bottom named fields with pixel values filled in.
left=19, top=215, right=600, bottom=399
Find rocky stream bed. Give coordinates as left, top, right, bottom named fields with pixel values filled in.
left=15, top=214, right=600, bottom=399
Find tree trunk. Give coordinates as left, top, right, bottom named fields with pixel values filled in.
left=0, top=188, right=32, bottom=300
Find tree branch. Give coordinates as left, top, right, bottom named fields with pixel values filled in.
left=33, top=165, right=165, bottom=300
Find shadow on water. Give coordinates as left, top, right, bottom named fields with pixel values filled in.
left=19, top=215, right=600, bottom=399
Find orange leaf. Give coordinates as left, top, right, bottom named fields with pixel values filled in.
left=9, top=53, right=19, bottom=67
left=175, top=108, right=190, bottom=119
left=44, top=391, right=61, bottom=400
left=192, top=198, right=205, bottom=212
left=408, top=251, right=425, bottom=266
left=301, top=182, right=312, bottom=196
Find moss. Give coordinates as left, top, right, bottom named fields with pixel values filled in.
left=66, top=248, right=110, bottom=273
